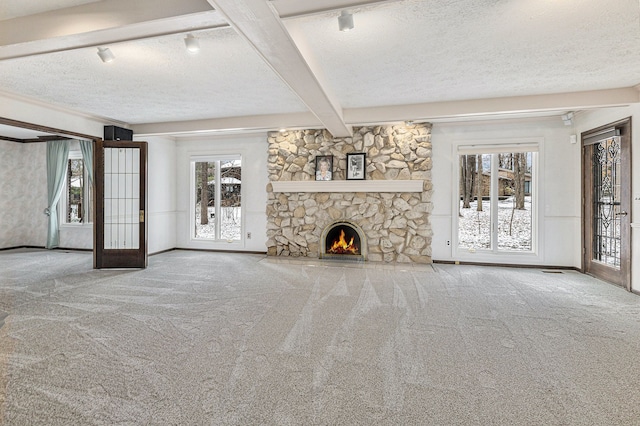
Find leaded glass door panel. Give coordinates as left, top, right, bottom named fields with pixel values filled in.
left=94, top=140, right=148, bottom=269
left=582, top=119, right=631, bottom=290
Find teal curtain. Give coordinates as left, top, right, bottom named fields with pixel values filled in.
left=79, top=139, right=94, bottom=185
left=45, top=140, right=70, bottom=249
left=79, top=139, right=94, bottom=222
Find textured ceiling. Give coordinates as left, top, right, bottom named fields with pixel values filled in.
left=290, top=0, right=640, bottom=108
left=0, top=0, right=639, bottom=136
left=0, top=27, right=309, bottom=124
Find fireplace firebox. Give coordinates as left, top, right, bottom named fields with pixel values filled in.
left=319, top=220, right=367, bottom=261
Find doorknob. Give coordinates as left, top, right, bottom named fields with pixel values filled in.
left=615, top=211, right=628, bottom=216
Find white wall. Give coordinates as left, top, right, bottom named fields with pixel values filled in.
left=431, top=117, right=581, bottom=267
left=58, top=136, right=178, bottom=253
left=175, top=134, right=268, bottom=252
left=143, top=136, right=178, bottom=254
left=575, top=105, right=640, bottom=292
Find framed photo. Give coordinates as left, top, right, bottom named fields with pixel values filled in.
left=347, top=153, right=366, bottom=180
left=315, top=155, right=333, bottom=181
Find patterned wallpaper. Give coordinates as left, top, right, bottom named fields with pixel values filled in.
left=0, top=141, right=48, bottom=248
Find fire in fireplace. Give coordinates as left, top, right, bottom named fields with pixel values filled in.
left=327, top=228, right=360, bottom=255
left=320, top=220, right=367, bottom=261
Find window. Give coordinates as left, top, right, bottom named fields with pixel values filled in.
left=192, top=156, right=242, bottom=241
left=456, top=144, right=537, bottom=254
left=63, top=152, right=93, bottom=224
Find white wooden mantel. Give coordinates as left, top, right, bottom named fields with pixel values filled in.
left=270, top=180, right=424, bottom=193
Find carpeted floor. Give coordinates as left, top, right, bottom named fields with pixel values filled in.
left=0, top=248, right=639, bottom=425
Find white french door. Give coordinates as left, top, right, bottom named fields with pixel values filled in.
left=455, top=143, right=538, bottom=258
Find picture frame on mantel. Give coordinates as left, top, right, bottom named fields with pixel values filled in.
left=346, top=153, right=366, bottom=180
left=315, top=155, right=333, bottom=181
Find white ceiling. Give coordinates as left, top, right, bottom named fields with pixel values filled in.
left=0, top=0, right=639, bottom=138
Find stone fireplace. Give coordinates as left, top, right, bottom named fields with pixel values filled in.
left=266, top=125, right=433, bottom=263
left=320, top=220, right=367, bottom=261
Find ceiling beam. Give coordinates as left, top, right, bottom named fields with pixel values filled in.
left=0, top=0, right=222, bottom=60
left=207, top=0, right=352, bottom=138
left=0, top=0, right=397, bottom=61
left=132, top=87, right=640, bottom=136
left=132, top=112, right=322, bottom=137
left=345, top=88, right=640, bottom=125
left=272, top=0, right=404, bottom=19
left=0, top=117, right=98, bottom=141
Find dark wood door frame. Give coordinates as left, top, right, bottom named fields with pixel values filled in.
left=94, top=139, right=148, bottom=269
left=581, top=117, right=632, bottom=291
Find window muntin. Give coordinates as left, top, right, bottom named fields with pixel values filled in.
left=457, top=146, right=536, bottom=254
left=192, top=157, right=242, bottom=241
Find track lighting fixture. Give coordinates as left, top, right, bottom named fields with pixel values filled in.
left=97, top=47, right=115, bottom=63
left=338, top=10, right=354, bottom=32
left=184, top=34, right=200, bottom=53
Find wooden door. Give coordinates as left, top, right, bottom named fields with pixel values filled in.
left=582, top=118, right=631, bottom=290
left=94, top=140, right=148, bottom=268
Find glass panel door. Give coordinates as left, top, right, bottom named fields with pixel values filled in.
left=458, top=150, right=535, bottom=254
left=104, top=147, right=140, bottom=249
left=592, top=137, right=621, bottom=266
left=95, top=140, right=147, bottom=269
left=582, top=119, right=631, bottom=290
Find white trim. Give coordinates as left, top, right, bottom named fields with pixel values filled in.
left=271, top=180, right=423, bottom=193
left=458, top=142, right=540, bottom=154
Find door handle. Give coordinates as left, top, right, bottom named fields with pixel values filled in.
left=615, top=211, right=628, bottom=216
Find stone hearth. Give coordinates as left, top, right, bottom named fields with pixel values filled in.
left=265, top=125, right=433, bottom=263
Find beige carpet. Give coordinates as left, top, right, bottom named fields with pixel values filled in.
left=1, top=248, right=639, bottom=425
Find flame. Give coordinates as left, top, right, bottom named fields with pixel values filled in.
left=328, top=229, right=359, bottom=255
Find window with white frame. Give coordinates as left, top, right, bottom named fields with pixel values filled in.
left=62, top=151, right=93, bottom=224
left=191, top=156, right=242, bottom=241
left=456, top=143, right=538, bottom=254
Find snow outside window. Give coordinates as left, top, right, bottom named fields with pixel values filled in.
left=457, top=144, right=537, bottom=254
left=191, top=156, right=242, bottom=241
left=61, top=151, right=93, bottom=224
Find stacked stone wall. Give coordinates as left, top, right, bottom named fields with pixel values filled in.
left=266, top=125, right=433, bottom=263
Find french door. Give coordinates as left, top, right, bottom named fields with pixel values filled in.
left=94, top=140, right=148, bottom=268
left=582, top=118, right=631, bottom=290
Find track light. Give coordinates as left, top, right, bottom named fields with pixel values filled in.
left=97, top=47, right=115, bottom=63
left=338, top=10, right=354, bottom=32
left=184, top=34, right=200, bottom=53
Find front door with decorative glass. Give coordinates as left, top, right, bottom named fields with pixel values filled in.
left=582, top=118, right=631, bottom=290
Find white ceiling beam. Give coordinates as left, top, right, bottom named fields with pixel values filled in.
left=207, top=0, right=352, bottom=138
left=272, top=0, right=404, bottom=19
left=0, top=0, right=222, bottom=60
left=131, top=112, right=322, bottom=137
left=345, top=88, right=640, bottom=125
left=132, top=87, right=640, bottom=136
